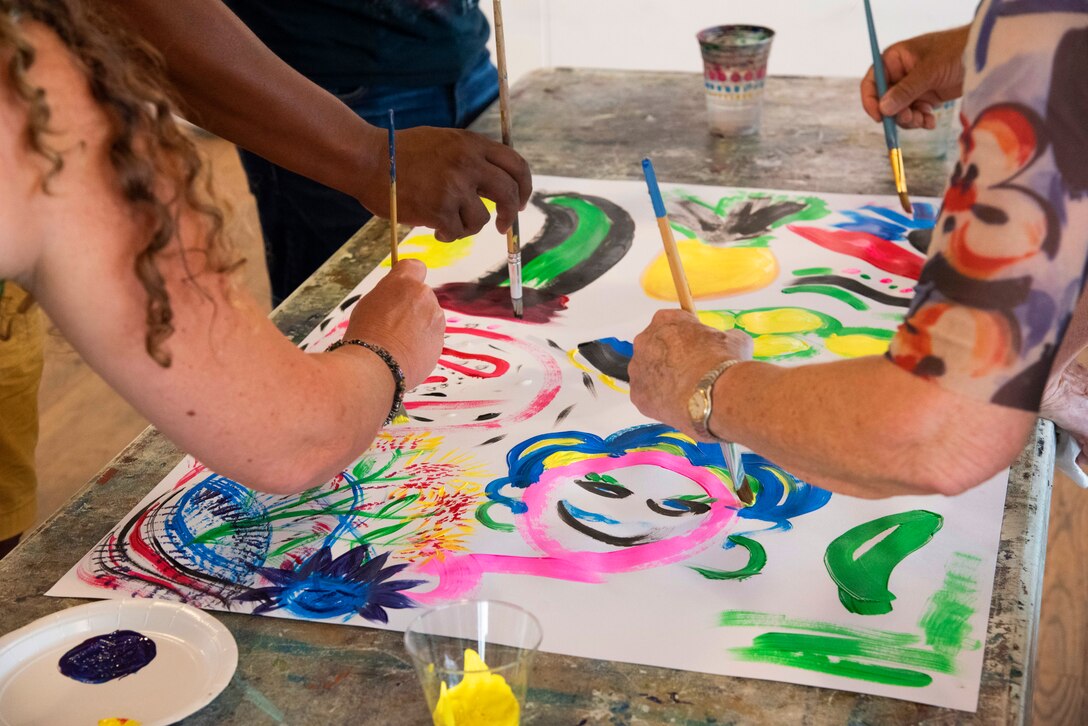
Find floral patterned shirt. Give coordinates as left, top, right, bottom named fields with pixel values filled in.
left=888, top=0, right=1088, bottom=410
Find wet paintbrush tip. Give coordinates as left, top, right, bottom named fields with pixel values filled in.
left=898, top=191, right=913, bottom=215
left=512, top=298, right=524, bottom=319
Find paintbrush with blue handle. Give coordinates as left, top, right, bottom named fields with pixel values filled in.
left=641, top=157, right=749, bottom=500
left=863, top=0, right=912, bottom=215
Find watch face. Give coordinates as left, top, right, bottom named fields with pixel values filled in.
left=687, top=387, right=711, bottom=427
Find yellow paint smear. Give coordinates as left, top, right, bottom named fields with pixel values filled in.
left=753, top=334, right=811, bottom=359
left=432, top=649, right=519, bottom=726
left=825, top=333, right=891, bottom=358
left=736, top=308, right=824, bottom=335
left=384, top=200, right=495, bottom=268
left=642, top=241, right=778, bottom=300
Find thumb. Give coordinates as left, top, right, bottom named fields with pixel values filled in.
left=879, top=68, right=931, bottom=117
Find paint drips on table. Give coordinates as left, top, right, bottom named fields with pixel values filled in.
left=58, top=630, right=157, bottom=684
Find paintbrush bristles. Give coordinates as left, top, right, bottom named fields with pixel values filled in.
left=889, top=148, right=912, bottom=214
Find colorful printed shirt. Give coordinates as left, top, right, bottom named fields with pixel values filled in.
left=888, top=0, right=1088, bottom=411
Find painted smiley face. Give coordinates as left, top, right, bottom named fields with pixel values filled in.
left=553, top=465, right=717, bottom=551
left=515, top=451, right=741, bottom=569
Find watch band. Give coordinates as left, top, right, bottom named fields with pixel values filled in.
left=689, top=358, right=743, bottom=440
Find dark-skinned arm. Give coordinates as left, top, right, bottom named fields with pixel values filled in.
left=100, top=0, right=531, bottom=242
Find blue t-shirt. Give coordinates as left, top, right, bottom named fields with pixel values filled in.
left=224, top=0, right=490, bottom=90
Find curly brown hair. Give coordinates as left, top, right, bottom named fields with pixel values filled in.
left=1, top=0, right=238, bottom=366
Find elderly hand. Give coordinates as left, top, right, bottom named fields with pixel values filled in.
left=1041, top=358, right=1088, bottom=472
left=860, top=25, right=969, bottom=130
left=343, top=259, right=446, bottom=390
left=355, top=126, right=532, bottom=243
left=629, top=309, right=753, bottom=439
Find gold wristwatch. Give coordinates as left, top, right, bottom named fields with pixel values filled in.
left=687, top=359, right=743, bottom=440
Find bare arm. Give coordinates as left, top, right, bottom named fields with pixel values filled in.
left=2, top=23, right=444, bottom=494
left=98, top=0, right=531, bottom=241
left=629, top=311, right=1035, bottom=498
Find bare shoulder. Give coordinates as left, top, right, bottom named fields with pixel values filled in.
left=0, top=19, right=114, bottom=284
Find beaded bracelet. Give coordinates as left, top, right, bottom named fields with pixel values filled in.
left=326, top=338, right=406, bottom=426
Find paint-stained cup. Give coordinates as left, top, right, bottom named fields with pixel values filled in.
left=697, top=25, right=775, bottom=137
left=404, top=600, right=542, bottom=725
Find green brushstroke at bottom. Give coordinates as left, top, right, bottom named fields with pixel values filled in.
left=721, top=552, right=981, bottom=688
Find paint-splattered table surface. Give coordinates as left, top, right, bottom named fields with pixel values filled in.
left=0, top=70, right=1054, bottom=724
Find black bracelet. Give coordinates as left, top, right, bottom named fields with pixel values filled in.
left=326, top=338, right=406, bottom=426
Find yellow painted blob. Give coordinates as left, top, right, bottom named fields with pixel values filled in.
left=696, top=311, right=737, bottom=332
left=98, top=720, right=140, bottom=726
left=825, top=333, right=891, bottom=358
left=432, top=649, right=519, bottom=726
left=736, top=308, right=825, bottom=335
left=753, top=334, right=811, bottom=359
left=384, top=199, right=496, bottom=268
left=642, top=240, right=778, bottom=300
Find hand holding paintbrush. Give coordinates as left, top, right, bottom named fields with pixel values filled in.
left=640, top=158, right=751, bottom=500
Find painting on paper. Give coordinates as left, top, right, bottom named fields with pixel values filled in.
left=50, top=176, right=1006, bottom=712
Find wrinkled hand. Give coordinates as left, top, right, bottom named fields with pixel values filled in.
left=343, top=260, right=445, bottom=389
left=356, top=126, right=532, bottom=243
left=860, top=25, right=969, bottom=130
left=629, top=309, right=753, bottom=439
left=1041, top=359, right=1088, bottom=471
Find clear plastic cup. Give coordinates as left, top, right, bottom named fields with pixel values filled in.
left=404, top=600, right=542, bottom=726
left=697, top=25, right=775, bottom=137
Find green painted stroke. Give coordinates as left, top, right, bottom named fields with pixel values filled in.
left=689, top=535, right=767, bottom=581
left=824, top=510, right=944, bottom=615
left=792, top=266, right=835, bottom=276
left=476, top=500, right=515, bottom=532
left=519, top=196, right=611, bottom=288
left=782, top=285, right=869, bottom=311
left=720, top=553, right=980, bottom=687
left=921, top=552, right=982, bottom=656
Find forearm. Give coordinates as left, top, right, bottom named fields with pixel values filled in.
left=101, top=0, right=382, bottom=201
left=712, top=356, right=1035, bottom=498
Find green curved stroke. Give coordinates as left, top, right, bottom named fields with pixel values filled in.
left=824, top=510, right=944, bottom=615
left=519, top=196, right=610, bottom=287
left=689, top=535, right=767, bottom=581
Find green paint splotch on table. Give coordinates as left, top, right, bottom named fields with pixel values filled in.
left=824, top=509, right=944, bottom=615
left=720, top=552, right=982, bottom=687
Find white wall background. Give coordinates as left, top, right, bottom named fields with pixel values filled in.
left=482, top=1, right=978, bottom=85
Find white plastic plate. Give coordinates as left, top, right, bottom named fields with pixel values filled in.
left=0, top=599, right=237, bottom=726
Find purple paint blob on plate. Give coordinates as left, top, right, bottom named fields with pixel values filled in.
left=58, top=629, right=157, bottom=684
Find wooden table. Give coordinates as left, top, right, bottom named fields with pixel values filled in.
left=0, top=70, right=1055, bottom=724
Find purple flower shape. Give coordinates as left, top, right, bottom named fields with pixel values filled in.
left=235, top=548, right=424, bottom=623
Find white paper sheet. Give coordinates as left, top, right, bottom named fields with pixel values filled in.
left=50, top=176, right=1007, bottom=712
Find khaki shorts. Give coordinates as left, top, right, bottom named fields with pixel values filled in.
left=0, top=283, right=43, bottom=540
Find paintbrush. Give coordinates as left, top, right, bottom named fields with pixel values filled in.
left=388, top=108, right=399, bottom=265
left=863, top=0, right=912, bottom=215
left=492, top=0, right=524, bottom=319
left=641, top=158, right=750, bottom=501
